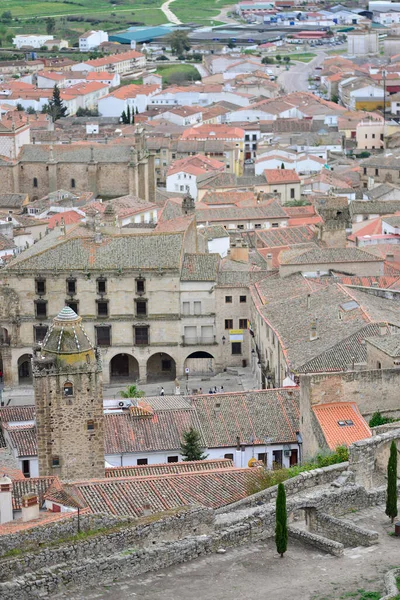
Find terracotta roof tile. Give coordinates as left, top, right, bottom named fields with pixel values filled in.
left=264, top=169, right=301, bottom=184
left=106, top=458, right=233, bottom=478
left=312, top=402, right=371, bottom=450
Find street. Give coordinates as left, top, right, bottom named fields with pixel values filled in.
left=278, top=50, right=327, bottom=93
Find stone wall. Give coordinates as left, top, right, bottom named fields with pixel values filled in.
left=310, top=511, right=379, bottom=547
left=349, top=428, right=400, bottom=489
left=215, top=463, right=349, bottom=514
left=0, top=506, right=214, bottom=582
left=288, top=525, right=344, bottom=556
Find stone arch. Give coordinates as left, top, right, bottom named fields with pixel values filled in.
left=18, top=353, right=32, bottom=384
left=147, top=353, right=176, bottom=382
left=184, top=351, right=215, bottom=376
left=110, top=353, right=139, bottom=383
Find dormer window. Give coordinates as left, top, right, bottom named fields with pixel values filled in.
left=63, top=382, right=73, bottom=396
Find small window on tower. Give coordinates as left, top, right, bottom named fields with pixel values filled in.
left=52, top=456, right=60, bottom=467
left=63, top=382, right=73, bottom=396
left=87, top=420, right=95, bottom=431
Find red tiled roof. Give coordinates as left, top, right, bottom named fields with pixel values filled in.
left=181, top=124, right=245, bottom=140
left=106, top=458, right=234, bottom=478
left=0, top=405, right=35, bottom=423
left=312, top=401, right=371, bottom=450
left=3, top=425, right=37, bottom=457
left=104, top=409, right=205, bottom=454
left=107, top=84, right=159, bottom=100
left=167, top=154, right=225, bottom=177
left=264, top=169, right=301, bottom=184
left=63, top=468, right=259, bottom=516
left=11, top=477, right=57, bottom=510
left=84, top=49, right=144, bottom=68
left=48, top=210, right=83, bottom=229
left=338, top=275, right=400, bottom=289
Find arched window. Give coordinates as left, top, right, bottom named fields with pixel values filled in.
left=71, top=178, right=76, bottom=189
left=63, top=381, right=73, bottom=396
left=33, top=177, right=38, bottom=188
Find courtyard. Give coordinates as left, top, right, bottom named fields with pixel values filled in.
left=56, top=505, right=400, bottom=600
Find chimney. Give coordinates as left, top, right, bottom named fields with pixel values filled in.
left=0, top=475, right=13, bottom=524
left=142, top=503, right=152, bottom=517
left=230, top=242, right=249, bottom=263
left=386, top=253, right=395, bottom=262
left=266, top=252, right=273, bottom=271
left=21, top=492, right=39, bottom=522
left=310, top=319, right=318, bottom=341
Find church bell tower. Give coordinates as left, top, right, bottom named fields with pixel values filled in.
left=33, top=307, right=104, bottom=480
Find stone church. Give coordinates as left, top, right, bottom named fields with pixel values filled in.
left=0, top=124, right=156, bottom=202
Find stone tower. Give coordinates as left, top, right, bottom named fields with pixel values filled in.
left=182, top=192, right=195, bottom=215
left=33, top=307, right=104, bottom=481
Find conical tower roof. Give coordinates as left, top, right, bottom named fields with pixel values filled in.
left=41, top=307, right=95, bottom=364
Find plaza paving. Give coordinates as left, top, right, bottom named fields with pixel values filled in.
left=57, top=505, right=400, bottom=600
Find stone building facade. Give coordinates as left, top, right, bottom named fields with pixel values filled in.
left=0, top=217, right=253, bottom=387
left=33, top=306, right=105, bottom=480
left=0, top=130, right=156, bottom=202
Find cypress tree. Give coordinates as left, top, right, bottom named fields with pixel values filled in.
left=275, top=482, right=288, bottom=557
left=48, top=84, right=68, bottom=121
left=121, top=110, right=127, bottom=124
left=126, top=105, right=131, bottom=124
left=181, top=427, right=208, bottom=461
left=135, top=106, right=139, bottom=114
left=386, top=440, right=398, bottom=524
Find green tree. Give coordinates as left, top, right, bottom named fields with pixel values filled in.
left=181, top=427, right=208, bottom=461
left=135, top=106, right=139, bottom=114
left=46, top=17, right=56, bottom=35
left=262, top=56, right=274, bottom=64
left=126, top=104, right=131, bottom=124
left=48, top=84, right=67, bottom=121
left=283, top=56, right=290, bottom=64
left=386, top=440, right=398, bottom=524
left=227, top=39, right=236, bottom=49
left=275, top=482, right=288, bottom=557
left=16, top=103, right=24, bottom=111
left=1, top=11, right=12, bottom=22
left=275, top=54, right=282, bottom=62
left=331, top=94, right=339, bottom=104
left=26, top=107, right=36, bottom=114
left=281, top=162, right=285, bottom=169
left=121, top=109, right=128, bottom=124
left=120, top=385, right=144, bottom=398
left=0, top=24, right=8, bottom=47
left=168, top=30, right=191, bottom=55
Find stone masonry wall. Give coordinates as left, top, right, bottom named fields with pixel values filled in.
left=311, top=511, right=379, bottom=547
left=0, top=506, right=214, bottom=582
left=349, top=428, right=400, bottom=489
left=288, top=526, right=344, bottom=557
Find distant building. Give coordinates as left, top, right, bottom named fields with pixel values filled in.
left=12, top=35, right=67, bottom=50
left=79, top=30, right=108, bottom=52
left=347, top=30, right=379, bottom=56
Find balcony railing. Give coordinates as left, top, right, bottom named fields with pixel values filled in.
left=182, top=336, right=216, bottom=346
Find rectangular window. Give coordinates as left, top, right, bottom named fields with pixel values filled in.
left=372, top=133, right=375, bottom=139
left=96, top=301, right=108, bottom=317
left=22, top=459, right=30, bottom=478
left=96, top=326, right=111, bottom=346
left=135, top=326, right=149, bottom=345
left=363, top=167, right=367, bottom=175
left=52, top=456, right=60, bottom=468
left=136, top=278, right=145, bottom=294
left=66, top=301, right=78, bottom=314
left=87, top=420, right=94, bottom=431
left=137, top=458, right=148, bottom=465
left=97, top=278, right=106, bottom=294
left=182, top=301, right=190, bottom=315
left=34, top=326, right=48, bottom=343
left=135, top=300, right=147, bottom=317
left=240, top=296, right=247, bottom=303
left=225, top=319, right=233, bottom=329
left=290, top=188, right=295, bottom=199
left=375, top=168, right=379, bottom=176
left=232, top=342, right=242, bottom=355
left=194, top=301, right=201, bottom=315
left=67, top=279, right=76, bottom=295
left=239, top=319, right=247, bottom=329
left=167, top=456, right=179, bottom=463
left=35, top=301, right=47, bottom=318
left=224, top=453, right=234, bottom=460
left=237, top=224, right=244, bottom=230
left=257, top=452, right=267, bottom=465
left=35, top=279, right=46, bottom=295
left=272, top=223, right=279, bottom=228
left=225, top=296, right=232, bottom=303
left=254, top=223, right=261, bottom=229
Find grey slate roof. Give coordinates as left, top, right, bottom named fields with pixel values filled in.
left=20, top=143, right=133, bottom=164
left=196, top=202, right=287, bottom=223
left=349, top=201, right=400, bottom=217
left=366, top=184, right=397, bottom=200
left=280, top=247, right=382, bottom=265
left=366, top=332, right=400, bottom=357
left=256, top=273, right=400, bottom=373
left=6, top=230, right=185, bottom=272
left=199, top=225, right=231, bottom=241
left=0, top=193, right=27, bottom=208
left=181, top=253, right=220, bottom=281
left=382, top=216, right=400, bottom=227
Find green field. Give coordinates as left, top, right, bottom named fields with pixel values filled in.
left=155, top=63, right=201, bottom=85
left=279, top=52, right=316, bottom=63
